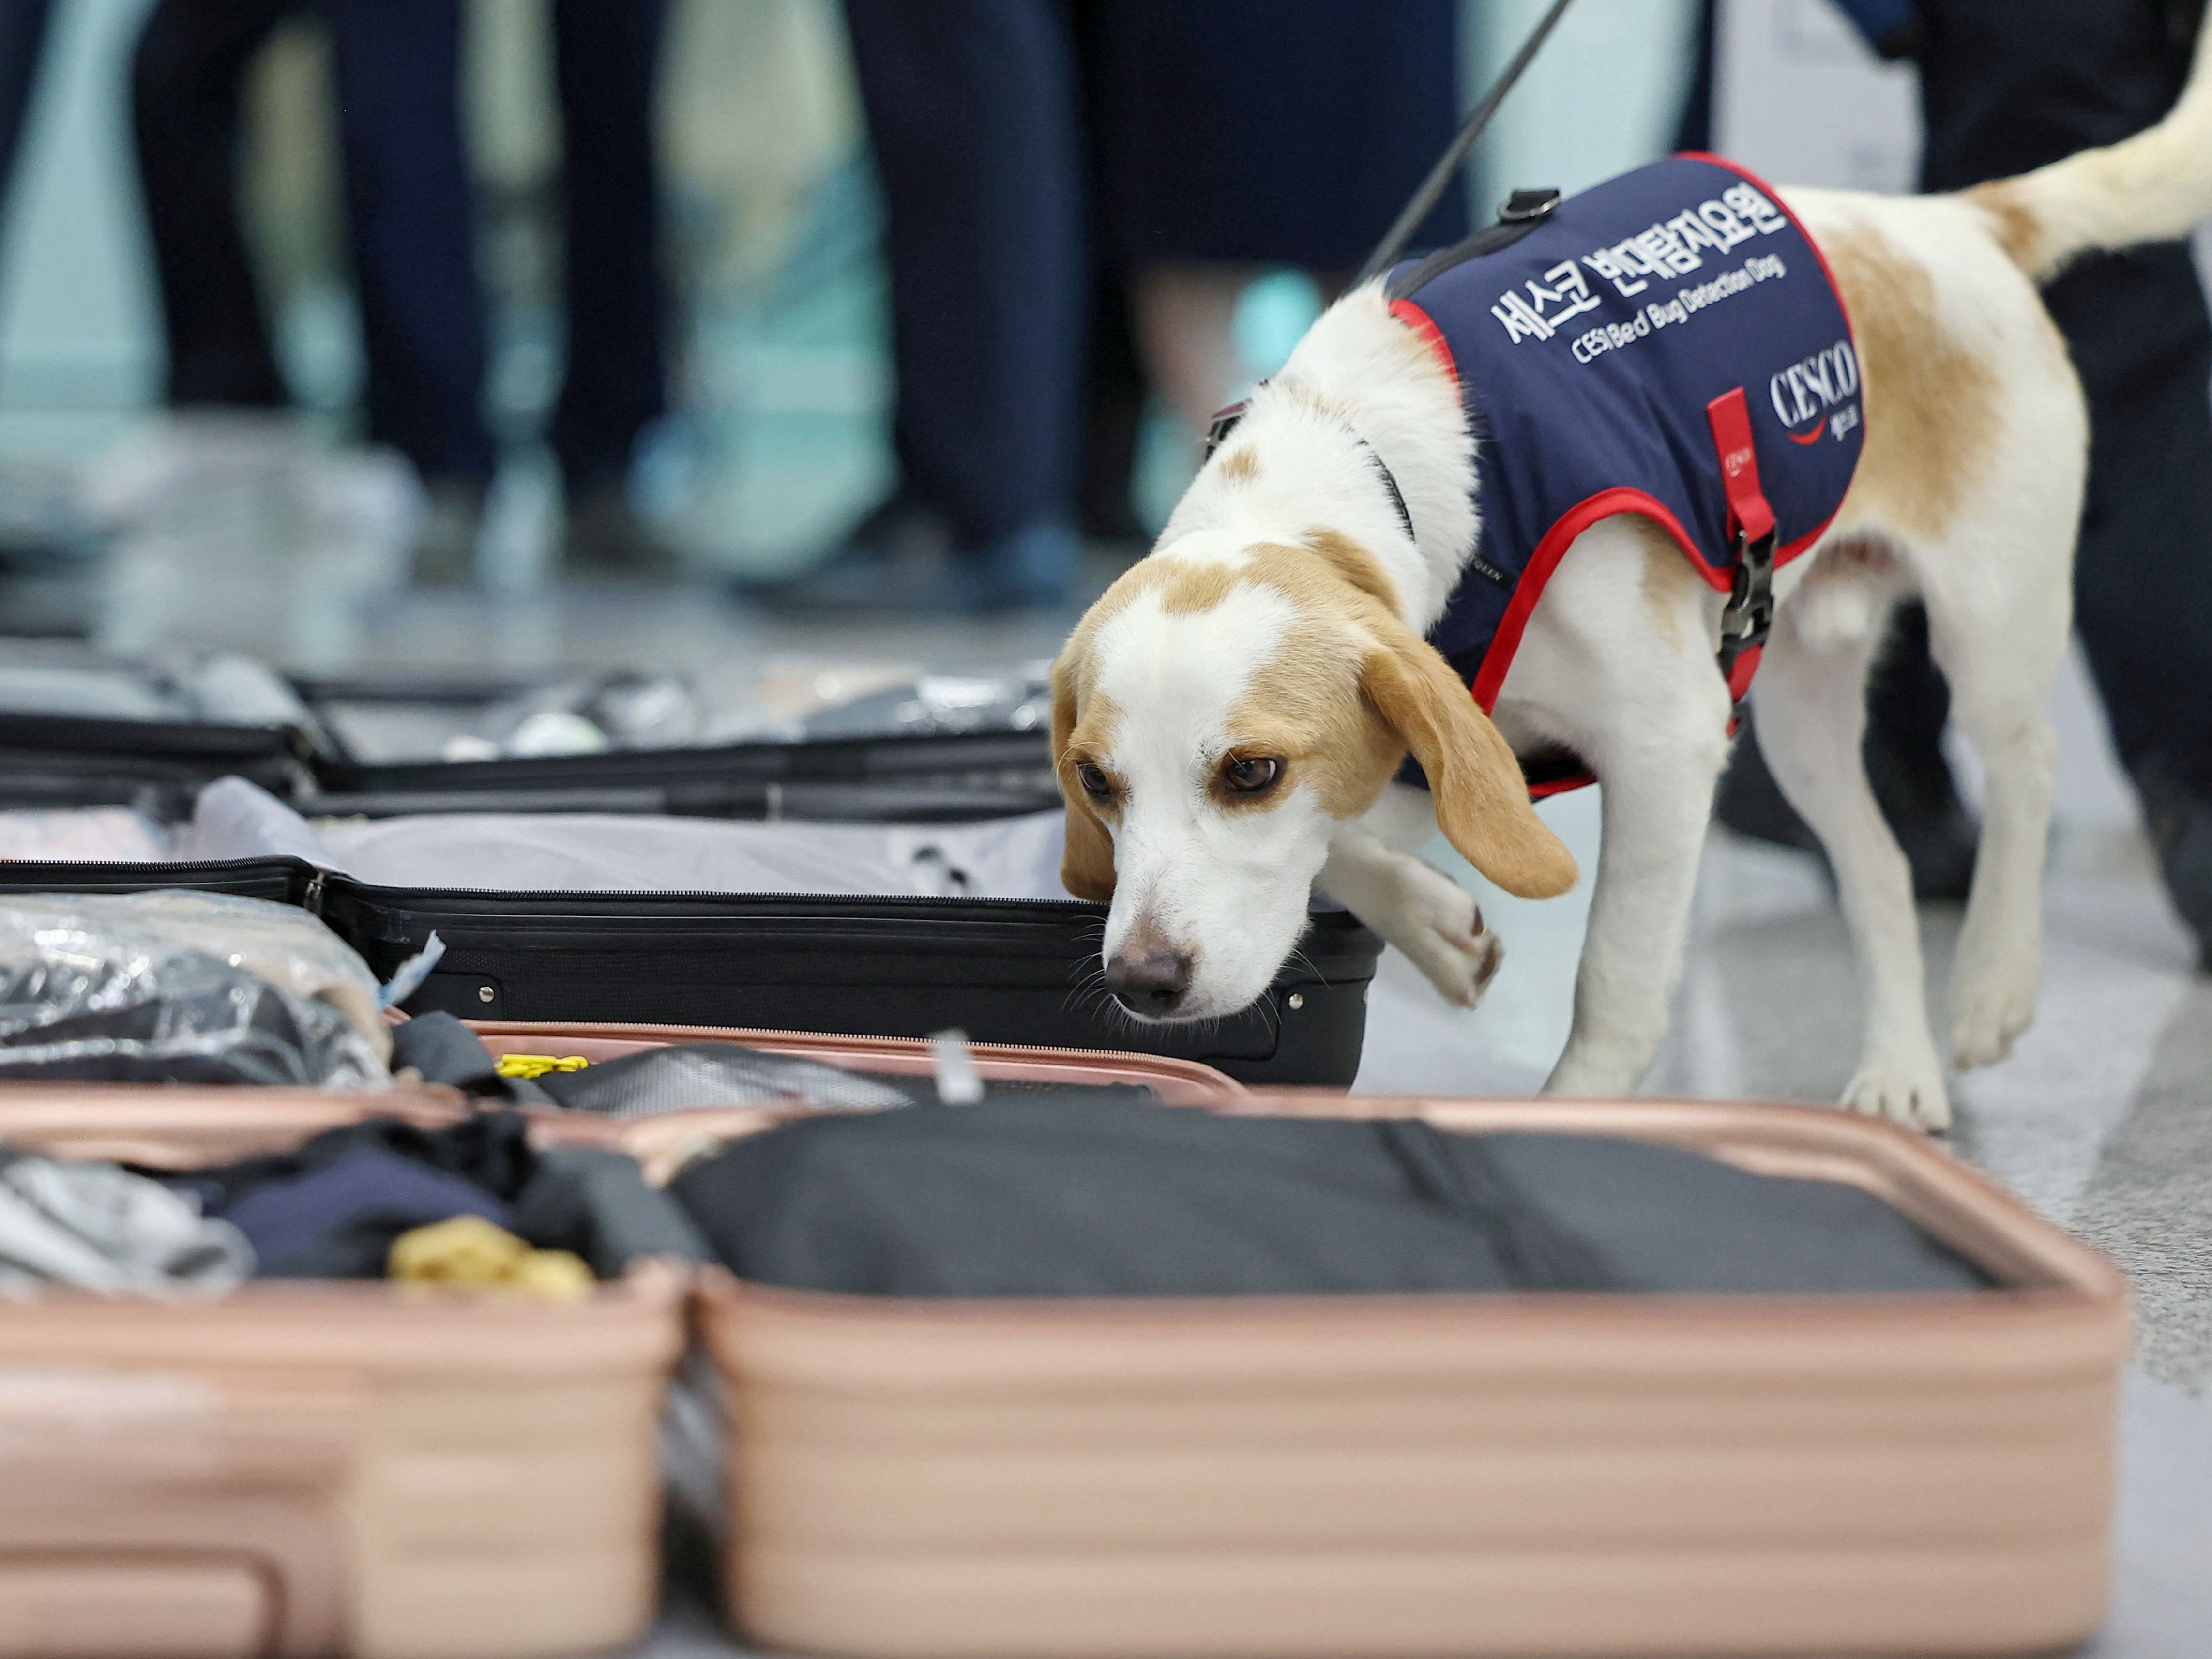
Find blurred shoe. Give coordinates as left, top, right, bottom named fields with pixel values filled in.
left=81, top=408, right=304, bottom=526
left=745, top=502, right=1080, bottom=617
left=0, top=458, right=108, bottom=571
left=409, top=480, right=485, bottom=587
left=1716, top=708, right=1979, bottom=903
left=563, top=484, right=681, bottom=579
left=2133, top=754, right=2212, bottom=972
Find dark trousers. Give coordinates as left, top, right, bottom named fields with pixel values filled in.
left=320, top=0, right=494, bottom=484
left=841, top=0, right=1087, bottom=552
left=543, top=0, right=669, bottom=498
left=1916, top=0, right=2212, bottom=785
left=0, top=0, right=52, bottom=212
left=2050, top=246, right=2212, bottom=780
left=131, top=0, right=298, bottom=415
left=131, top=0, right=665, bottom=491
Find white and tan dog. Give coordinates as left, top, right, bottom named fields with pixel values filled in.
left=1052, top=31, right=2212, bottom=1130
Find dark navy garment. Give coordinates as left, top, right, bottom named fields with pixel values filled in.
left=1388, top=155, right=1864, bottom=721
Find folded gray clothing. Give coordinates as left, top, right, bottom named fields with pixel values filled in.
left=0, top=1149, right=251, bottom=1295
left=671, top=1096, right=1994, bottom=1299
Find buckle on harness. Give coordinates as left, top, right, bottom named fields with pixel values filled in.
left=1717, top=524, right=1777, bottom=724
left=1205, top=382, right=1267, bottom=460
left=1705, top=386, right=1780, bottom=731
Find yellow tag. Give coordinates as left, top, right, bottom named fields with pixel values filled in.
left=494, top=1053, right=590, bottom=1081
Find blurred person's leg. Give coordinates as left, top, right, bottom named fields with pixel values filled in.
left=1132, top=264, right=1249, bottom=441
left=1069, top=0, right=1149, bottom=547
left=1671, top=0, right=1718, bottom=153
left=1076, top=272, right=1150, bottom=545
left=2052, top=244, right=2212, bottom=962
left=324, top=0, right=495, bottom=582
left=777, top=0, right=1085, bottom=612
left=0, top=0, right=53, bottom=207
left=1917, top=0, right=2212, bottom=960
left=546, top=0, right=673, bottom=576
left=1724, top=0, right=2212, bottom=936
left=130, top=0, right=296, bottom=408
left=1090, top=0, right=1466, bottom=515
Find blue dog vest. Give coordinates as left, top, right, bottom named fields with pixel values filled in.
left=1385, top=154, right=1864, bottom=791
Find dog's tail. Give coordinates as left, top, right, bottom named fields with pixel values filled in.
left=1969, top=19, right=2212, bottom=282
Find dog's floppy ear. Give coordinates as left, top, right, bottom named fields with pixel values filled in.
left=1051, top=652, right=1117, bottom=902
left=1362, top=618, right=1578, bottom=899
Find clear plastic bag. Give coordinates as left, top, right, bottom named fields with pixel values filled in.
left=0, top=892, right=391, bottom=1088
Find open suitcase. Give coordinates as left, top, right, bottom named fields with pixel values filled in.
left=0, top=1085, right=685, bottom=1659
left=0, top=851, right=1381, bottom=1087
left=0, top=1028, right=1242, bottom=1658
left=0, top=654, right=1385, bottom=1085
left=293, top=669, right=1062, bottom=823
left=0, top=648, right=1061, bottom=824
left=680, top=1093, right=2131, bottom=1659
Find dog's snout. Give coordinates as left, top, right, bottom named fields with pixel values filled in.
left=1106, top=944, right=1194, bottom=1016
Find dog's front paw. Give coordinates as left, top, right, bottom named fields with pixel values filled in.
left=1384, top=860, right=1501, bottom=1009
left=1841, top=1053, right=1951, bottom=1132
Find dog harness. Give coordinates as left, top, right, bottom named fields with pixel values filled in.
left=1215, top=155, right=1864, bottom=797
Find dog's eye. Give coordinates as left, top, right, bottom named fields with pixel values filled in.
left=1075, top=762, right=1115, bottom=800
left=1222, top=756, right=1282, bottom=793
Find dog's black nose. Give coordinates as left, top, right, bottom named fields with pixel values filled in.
left=1106, top=946, right=1193, bottom=1016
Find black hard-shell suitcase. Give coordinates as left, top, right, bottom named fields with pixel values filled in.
left=0, top=856, right=1382, bottom=1087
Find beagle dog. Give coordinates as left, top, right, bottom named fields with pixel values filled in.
left=1051, top=28, right=2212, bottom=1130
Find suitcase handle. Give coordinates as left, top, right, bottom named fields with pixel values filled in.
left=0, top=1369, right=355, bottom=1657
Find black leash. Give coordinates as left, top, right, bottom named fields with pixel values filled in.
left=1353, top=0, right=1581, bottom=289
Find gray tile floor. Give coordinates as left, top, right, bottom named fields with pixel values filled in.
left=4, top=512, right=2206, bottom=1655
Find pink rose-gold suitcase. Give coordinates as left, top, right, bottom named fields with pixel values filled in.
left=0, top=1086, right=684, bottom=1659
left=692, top=1094, right=2131, bottom=1659
left=0, top=1029, right=1239, bottom=1657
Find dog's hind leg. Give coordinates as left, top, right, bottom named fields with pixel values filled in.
left=1754, top=578, right=1950, bottom=1129
left=1921, top=545, right=2069, bottom=1069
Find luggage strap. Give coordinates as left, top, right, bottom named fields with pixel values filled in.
left=1707, top=386, right=1779, bottom=733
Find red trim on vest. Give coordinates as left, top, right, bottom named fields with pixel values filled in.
left=1469, top=486, right=1839, bottom=709
left=1388, top=298, right=1458, bottom=383
left=1469, top=487, right=1698, bottom=711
